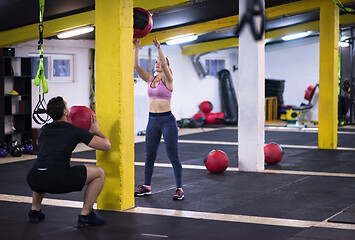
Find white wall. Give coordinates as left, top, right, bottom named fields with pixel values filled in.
left=12, top=39, right=95, bottom=128
left=11, top=36, right=320, bottom=133
left=265, top=36, right=320, bottom=106
left=134, top=45, right=234, bottom=120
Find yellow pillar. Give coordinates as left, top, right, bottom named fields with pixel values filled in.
left=318, top=0, right=339, bottom=149
left=95, top=0, right=135, bottom=210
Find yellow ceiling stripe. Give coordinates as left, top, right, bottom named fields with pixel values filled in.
left=140, top=15, right=238, bottom=46
left=134, top=0, right=189, bottom=11
left=0, top=11, right=95, bottom=48
left=266, top=0, right=355, bottom=20
left=142, top=0, right=355, bottom=47
left=181, top=13, right=355, bottom=55
left=1, top=0, right=354, bottom=48
left=182, top=38, right=239, bottom=56
left=0, top=1, right=189, bottom=48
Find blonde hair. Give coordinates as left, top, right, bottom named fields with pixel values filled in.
left=156, top=57, right=173, bottom=75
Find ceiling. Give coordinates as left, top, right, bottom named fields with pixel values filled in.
left=0, top=0, right=355, bottom=52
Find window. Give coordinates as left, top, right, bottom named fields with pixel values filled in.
left=134, top=58, right=155, bottom=78
left=30, top=54, right=74, bottom=82
left=51, top=54, right=73, bottom=82
left=205, top=59, right=225, bottom=76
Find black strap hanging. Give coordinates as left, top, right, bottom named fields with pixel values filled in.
left=33, top=91, right=50, bottom=125
left=33, top=0, right=50, bottom=125
left=235, top=0, right=265, bottom=41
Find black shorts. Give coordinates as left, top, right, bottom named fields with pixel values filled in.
left=27, top=165, right=87, bottom=194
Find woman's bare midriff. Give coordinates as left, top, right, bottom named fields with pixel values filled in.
left=149, top=98, right=171, bottom=113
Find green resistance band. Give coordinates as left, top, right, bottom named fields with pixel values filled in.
left=34, top=0, right=48, bottom=93
left=334, top=0, right=355, bottom=14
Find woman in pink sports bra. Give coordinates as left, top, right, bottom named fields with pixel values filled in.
left=133, top=37, right=184, bottom=200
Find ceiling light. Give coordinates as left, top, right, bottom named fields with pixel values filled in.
left=339, top=36, right=350, bottom=47
left=166, top=35, right=198, bottom=45
left=340, top=42, right=350, bottom=47
left=281, top=32, right=310, bottom=41
left=57, top=26, right=94, bottom=39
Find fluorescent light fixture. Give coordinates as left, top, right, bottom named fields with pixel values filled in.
left=57, top=26, right=94, bottom=39
left=166, top=35, right=198, bottom=45
left=281, top=32, right=310, bottom=41
left=340, top=41, right=350, bottom=47
left=340, top=36, right=350, bottom=47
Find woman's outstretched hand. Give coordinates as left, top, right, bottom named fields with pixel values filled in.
left=153, top=36, right=161, bottom=49
left=133, top=38, right=141, bottom=48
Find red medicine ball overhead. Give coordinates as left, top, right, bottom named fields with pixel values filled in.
left=204, top=149, right=229, bottom=173
left=68, top=106, right=95, bottom=131
left=133, top=7, right=153, bottom=38
left=264, top=142, right=284, bottom=165
left=199, top=101, right=213, bottom=114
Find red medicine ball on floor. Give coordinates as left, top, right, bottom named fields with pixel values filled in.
left=199, top=101, right=213, bottom=114
left=193, top=112, right=206, bottom=120
left=215, top=112, right=225, bottom=123
left=133, top=7, right=153, bottom=38
left=205, top=113, right=216, bottom=125
left=264, top=142, right=284, bottom=165
left=204, top=149, right=229, bottom=173
left=68, top=106, right=95, bottom=131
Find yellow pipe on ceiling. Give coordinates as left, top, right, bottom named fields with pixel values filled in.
left=0, top=11, right=95, bottom=48
left=142, top=0, right=355, bottom=47
left=1, top=0, right=354, bottom=48
left=134, top=0, right=189, bottom=11
left=181, top=13, right=355, bottom=56
left=140, top=15, right=238, bottom=46
left=0, top=0, right=190, bottom=48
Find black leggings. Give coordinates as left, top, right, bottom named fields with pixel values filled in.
left=144, top=111, right=182, bottom=188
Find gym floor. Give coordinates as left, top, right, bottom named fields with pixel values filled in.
left=1, top=126, right=355, bottom=240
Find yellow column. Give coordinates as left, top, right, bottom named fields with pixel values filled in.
left=95, top=0, right=134, bottom=210
left=318, top=0, right=339, bottom=149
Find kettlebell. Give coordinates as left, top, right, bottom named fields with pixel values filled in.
left=8, top=140, right=22, bottom=157
left=23, top=139, right=34, bottom=154
left=0, top=142, right=8, bottom=158
left=8, top=140, right=20, bottom=153
left=11, top=146, right=23, bottom=157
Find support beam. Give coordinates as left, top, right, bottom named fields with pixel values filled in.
left=148, top=0, right=355, bottom=47
left=140, top=15, right=238, bottom=46
left=181, top=13, right=355, bottom=56
left=0, top=1, right=188, bottom=48
left=266, top=0, right=354, bottom=20
left=2, top=0, right=353, bottom=48
left=134, top=0, right=188, bottom=11
left=318, top=0, right=339, bottom=149
left=238, top=0, right=265, bottom=172
left=0, top=11, right=95, bottom=48
left=95, top=0, right=135, bottom=211
left=182, top=38, right=239, bottom=56
left=181, top=21, right=319, bottom=55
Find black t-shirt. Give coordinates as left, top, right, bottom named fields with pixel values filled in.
left=33, top=121, right=94, bottom=168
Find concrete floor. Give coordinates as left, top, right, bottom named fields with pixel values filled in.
left=1, top=125, right=355, bottom=239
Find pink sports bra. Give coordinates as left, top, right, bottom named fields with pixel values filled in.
left=147, top=76, right=172, bottom=100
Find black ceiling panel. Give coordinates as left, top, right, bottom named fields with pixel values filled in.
left=151, top=0, right=238, bottom=31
